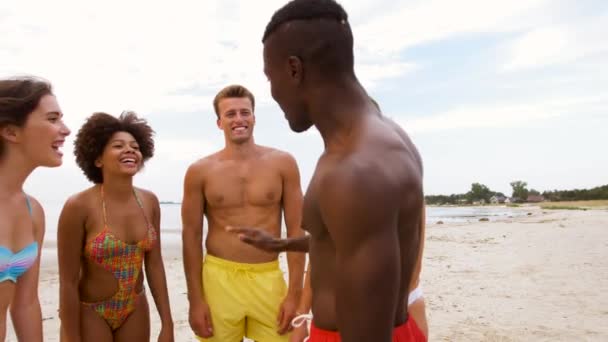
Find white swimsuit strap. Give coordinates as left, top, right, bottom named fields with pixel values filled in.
left=408, top=285, right=424, bottom=306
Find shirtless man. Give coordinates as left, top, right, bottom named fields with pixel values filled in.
left=228, top=1, right=426, bottom=341
left=181, top=84, right=305, bottom=341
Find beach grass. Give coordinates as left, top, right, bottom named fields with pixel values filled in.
left=542, top=205, right=587, bottom=210
left=540, top=200, right=608, bottom=210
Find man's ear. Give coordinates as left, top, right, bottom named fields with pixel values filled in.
left=0, top=125, right=20, bottom=143
left=216, top=117, right=222, bottom=129
left=287, top=55, right=304, bottom=84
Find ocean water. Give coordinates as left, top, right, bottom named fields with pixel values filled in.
left=40, top=202, right=527, bottom=244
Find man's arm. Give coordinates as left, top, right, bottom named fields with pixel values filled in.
left=226, top=227, right=310, bottom=252
left=319, top=168, right=402, bottom=342
left=278, top=153, right=306, bottom=333
left=182, top=163, right=205, bottom=304
left=181, top=162, right=214, bottom=338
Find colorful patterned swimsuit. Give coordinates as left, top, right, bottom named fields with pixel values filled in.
left=82, top=186, right=157, bottom=330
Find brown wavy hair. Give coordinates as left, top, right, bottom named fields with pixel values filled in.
left=0, top=76, right=53, bottom=157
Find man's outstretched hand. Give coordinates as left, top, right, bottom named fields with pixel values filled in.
left=226, top=226, right=288, bottom=252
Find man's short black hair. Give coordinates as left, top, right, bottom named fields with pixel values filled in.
left=262, top=0, right=348, bottom=43
left=262, top=0, right=354, bottom=78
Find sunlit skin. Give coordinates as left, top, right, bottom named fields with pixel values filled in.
left=0, top=94, right=70, bottom=341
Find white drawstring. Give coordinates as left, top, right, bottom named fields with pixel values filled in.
left=291, top=313, right=313, bottom=342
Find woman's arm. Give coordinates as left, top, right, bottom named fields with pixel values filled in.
left=10, top=197, right=44, bottom=342
left=57, top=195, right=87, bottom=342
left=143, top=191, right=174, bottom=338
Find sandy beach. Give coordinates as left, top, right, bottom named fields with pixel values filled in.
left=5, top=207, right=608, bottom=341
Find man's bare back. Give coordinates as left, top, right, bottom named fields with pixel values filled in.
left=302, top=115, right=423, bottom=331
left=193, top=145, right=294, bottom=263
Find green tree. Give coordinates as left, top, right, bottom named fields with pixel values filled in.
left=467, top=183, right=492, bottom=203
left=510, top=181, right=529, bottom=200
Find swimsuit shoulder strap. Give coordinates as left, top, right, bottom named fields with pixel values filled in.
left=24, top=193, right=33, bottom=217
left=100, top=185, right=108, bottom=226
left=23, top=192, right=38, bottom=241
left=132, top=188, right=152, bottom=229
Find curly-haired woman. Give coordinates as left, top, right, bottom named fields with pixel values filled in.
left=0, top=76, right=70, bottom=341
left=57, top=111, right=173, bottom=342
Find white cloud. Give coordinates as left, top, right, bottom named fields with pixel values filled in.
left=356, top=62, right=418, bottom=88
left=401, top=95, right=608, bottom=134
left=354, top=0, right=551, bottom=57
left=501, top=14, right=608, bottom=71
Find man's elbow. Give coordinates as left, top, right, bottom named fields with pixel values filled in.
left=182, top=224, right=202, bottom=242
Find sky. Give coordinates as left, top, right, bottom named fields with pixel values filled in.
left=1, top=0, right=606, bottom=204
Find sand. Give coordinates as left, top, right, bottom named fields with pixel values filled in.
left=5, top=207, right=608, bottom=341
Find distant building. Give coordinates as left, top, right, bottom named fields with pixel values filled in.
left=527, top=195, right=545, bottom=203
left=490, top=195, right=507, bottom=204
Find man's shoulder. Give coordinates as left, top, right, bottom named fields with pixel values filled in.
left=319, top=149, right=412, bottom=197
left=377, top=116, right=423, bottom=174
left=257, top=145, right=298, bottom=167
left=187, top=152, right=222, bottom=172
left=257, top=145, right=291, bottom=158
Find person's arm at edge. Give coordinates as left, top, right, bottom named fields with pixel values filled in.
left=10, top=196, right=44, bottom=342
left=410, top=202, right=426, bottom=291
left=143, top=191, right=174, bottom=335
left=320, top=170, right=401, bottom=342
left=290, top=263, right=313, bottom=341
left=296, top=263, right=312, bottom=315
left=57, top=195, right=86, bottom=342
left=278, top=153, right=306, bottom=333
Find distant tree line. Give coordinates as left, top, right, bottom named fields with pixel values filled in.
left=542, top=184, right=608, bottom=201
left=425, top=182, right=608, bottom=205
left=425, top=182, right=505, bottom=205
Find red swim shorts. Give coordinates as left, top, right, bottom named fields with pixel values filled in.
left=309, top=317, right=426, bottom=342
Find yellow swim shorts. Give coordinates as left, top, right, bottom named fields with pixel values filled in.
left=197, top=254, right=289, bottom=342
